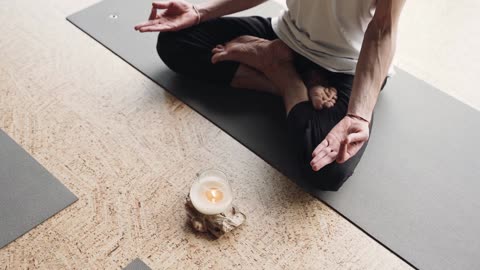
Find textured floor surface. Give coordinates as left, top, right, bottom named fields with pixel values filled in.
left=0, top=0, right=477, bottom=269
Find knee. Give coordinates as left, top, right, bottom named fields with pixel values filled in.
left=156, top=32, right=183, bottom=72
left=287, top=102, right=356, bottom=191
left=301, top=162, right=353, bottom=191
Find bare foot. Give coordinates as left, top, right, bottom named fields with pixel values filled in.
left=211, top=36, right=293, bottom=74
left=212, top=36, right=337, bottom=109
left=303, top=70, right=338, bottom=110
left=309, top=86, right=337, bottom=109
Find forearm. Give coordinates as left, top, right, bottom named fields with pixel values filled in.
left=348, top=0, right=406, bottom=122
left=197, top=0, right=267, bottom=22
left=347, top=21, right=396, bottom=122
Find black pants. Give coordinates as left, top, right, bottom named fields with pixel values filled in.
left=157, top=16, right=373, bottom=191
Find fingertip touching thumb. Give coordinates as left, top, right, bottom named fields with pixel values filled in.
left=347, top=132, right=368, bottom=144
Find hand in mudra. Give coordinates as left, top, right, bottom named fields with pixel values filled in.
left=310, top=115, right=370, bottom=171
left=134, top=0, right=198, bottom=32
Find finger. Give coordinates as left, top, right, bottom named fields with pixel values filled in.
left=211, top=46, right=225, bottom=54
left=138, top=23, right=175, bottom=32
left=152, top=1, right=171, bottom=9
left=312, top=151, right=336, bottom=171
left=211, top=48, right=222, bottom=54
left=312, top=140, right=329, bottom=157
left=135, top=19, right=159, bottom=30
left=211, top=50, right=240, bottom=64
left=347, top=131, right=369, bottom=144
left=337, top=141, right=365, bottom=163
left=347, top=141, right=365, bottom=157
left=336, top=140, right=349, bottom=163
left=310, top=148, right=330, bottom=166
left=211, top=51, right=228, bottom=64
left=336, top=130, right=368, bottom=163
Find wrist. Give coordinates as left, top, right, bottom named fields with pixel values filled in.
left=347, top=113, right=370, bottom=124
left=192, top=5, right=202, bottom=25
left=347, top=105, right=372, bottom=123
left=195, top=4, right=210, bottom=23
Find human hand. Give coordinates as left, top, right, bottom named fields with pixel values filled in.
left=310, top=115, right=370, bottom=171
left=134, top=0, right=199, bottom=32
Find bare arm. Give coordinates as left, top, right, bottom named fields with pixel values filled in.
left=135, top=0, right=266, bottom=32
left=310, top=0, right=406, bottom=170
left=197, top=0, right=268, bottom=22
left=347, top=0, right=406, bottom=121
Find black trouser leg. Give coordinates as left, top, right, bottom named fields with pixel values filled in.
left=286, top=70, right=371, bottom=191
left=156, top=16, right=277, bottom=84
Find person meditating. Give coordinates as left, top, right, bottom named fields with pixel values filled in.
left=135, top=0, right=405, bottom=191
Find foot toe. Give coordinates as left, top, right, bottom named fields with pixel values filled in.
left=312, top=100, right=324, bottom=110
left=325, top=87, right=336, bottom=96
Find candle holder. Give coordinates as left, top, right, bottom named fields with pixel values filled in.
left=185, top=169, right=246, bottom=238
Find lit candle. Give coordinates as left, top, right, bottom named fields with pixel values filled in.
left=189, top=169, right=233, bottom=215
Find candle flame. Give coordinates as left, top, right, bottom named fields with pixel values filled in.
left=205, top=187, right=224, bottom=203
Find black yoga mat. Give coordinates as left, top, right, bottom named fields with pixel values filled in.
left=0, top=129, right=77, bottom=248
left=67, top=1, right=480, bottom=269
left=123, top=258, right=152, bottom=270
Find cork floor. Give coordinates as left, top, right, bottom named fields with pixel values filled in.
left=0, top=0, right=478, bottom=269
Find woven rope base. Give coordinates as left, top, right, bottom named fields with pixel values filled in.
left=185, top=195, right=246, bottom=238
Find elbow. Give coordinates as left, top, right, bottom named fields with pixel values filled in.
left=368, top=0, right=405, bottom=42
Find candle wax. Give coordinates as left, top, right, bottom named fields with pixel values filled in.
left=205, top=187, right=224, bottom=203
left=190, top=177, right=232, bottom=215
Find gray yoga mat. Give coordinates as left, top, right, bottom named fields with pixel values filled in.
left=123, top=258, right=152, bottom=270
left=68, top=1, right=480, bottom=269
left=0, top=129, right=77, bottom=248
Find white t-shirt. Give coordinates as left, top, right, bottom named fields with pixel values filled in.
left=272, top=0, right=393, bottom=75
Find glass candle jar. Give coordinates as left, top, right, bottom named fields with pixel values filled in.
left=189, top=169, right=233, bottom=215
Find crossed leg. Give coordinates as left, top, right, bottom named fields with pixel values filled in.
left=211, top=35, right=337, bottom=113
left=211, top=36, right=307, bottom=113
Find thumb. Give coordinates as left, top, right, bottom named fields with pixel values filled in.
left=148, top=6, right=157, bottom=20
left=152, top=1, right=171, bottom=9
left=336, top=132, right=368, bottom=163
